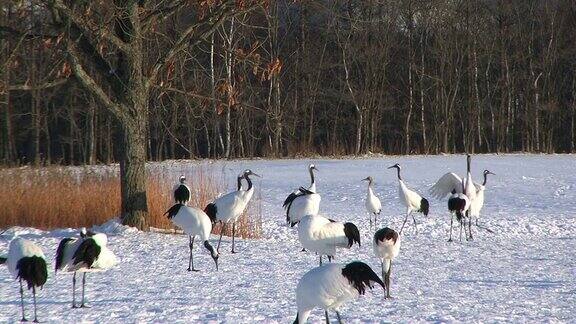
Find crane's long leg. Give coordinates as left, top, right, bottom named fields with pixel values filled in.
left=231, top=223, right=237, bottom=254
left=336, top=311, right=343, bottom=324
left=188, top=235, right=199, bottom=272
left=324, top=310, right=330, bottom=324
left=386, top=261, right=393, bottom=298
left=369, top=213, right=373, bottom=231
left=80, top=273, right=89, bottom=308
left=399, top=211, right=411, bottom=235
left=19, top=279, right=27, bottom=322
left=72, top=272, right=77, bottom=308
left=327, top=255, right=333, bottom=263
left=448, top=215, right=454, bottom=242
left=32, top=285, right=38, bottom=323
left=468, top=214, right=474, bottom=241
left=381, top=260, right=386, bottom=288
left=412, top=215, right=418, bottom=234
left=217, top=222, right=226, bottom=253
left=319, top=255, right=323, bottom=266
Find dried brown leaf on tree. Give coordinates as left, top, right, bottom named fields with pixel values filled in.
left=43, top=38, right=52, bottom=49
left=57, top=62, right=72, bottom=78
left=261, top=57, right=282, bottom=81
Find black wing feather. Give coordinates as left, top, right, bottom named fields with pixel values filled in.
left=73, top=238, right=101, bottom=269
left=55, top=237, right=74, bottom=272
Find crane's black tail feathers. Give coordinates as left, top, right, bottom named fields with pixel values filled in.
left=16, top=256, right=48, bottom=289
left=0, top=256, right=6, bottom=264
left=204, top=203, right=217, bottom=223
left=419, top=197, right=430, bottom=216
left=165, top=203, right=184, bottom=219
left=344, top=222, right=361, bottom=247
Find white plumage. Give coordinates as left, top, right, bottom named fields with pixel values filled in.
left=388, top=163, right=429, bottom=234
left=165, top=204, right=219, bottom=271
left=294, top=261, right=385, bottom=324
left=205, top=169, right=260, bottom=253
left=1, top=238, right=47, bottom=322
left=55, top=229, right=118, bottom=308
left=373, top=228, right=400, bottom=298
left=297, top=214, right=360, bottom=265
left=362, top=176, right=381, bottom=229
left=284, top=164, right=321, bottom=226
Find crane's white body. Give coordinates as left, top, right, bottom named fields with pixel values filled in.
left=287, top=193, right=321, bottom=224
left=429, top=172, right=483, bottom=200
left=373, top=235, right=400, bottom=272
left=213, top=186, right=254, bottom=223
left=57, top=233, right=117, bottom=273
left=365, top=186, right=381, bottom=215
left=469, top=185, right=485, bottom=218
left=398, top=180, right=423, bottom=214
left=6, top=238, right=45, bottom=279
left=285, top=165, right=320, bottom=225
left=170, top=205, right=213, bottom=240
left=295, top=264, right=359, bottom=324
left=298, top=215, right=353, bottom=258
left=430, top=172, right=487, bottom=218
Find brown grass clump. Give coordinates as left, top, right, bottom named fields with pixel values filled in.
left=0, top=164, right=262, bottom=239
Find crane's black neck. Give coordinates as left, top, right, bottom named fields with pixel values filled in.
left=467, top=156, right=471, bottom=174
left=396, top=167, right=402, bottom=181
left=368, top=178, right=373, bottom=187
left=483, top=172, right=488, bottom=186
left=237, top=176, right=243, bottom=191
left=244, top=174, right=253, bottom=191
left=309, top=167, right=315, bottom=187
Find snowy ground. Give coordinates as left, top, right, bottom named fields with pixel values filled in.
left=1, top=155, right=575, bottom=323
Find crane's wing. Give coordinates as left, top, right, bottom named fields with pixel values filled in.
left=429, top=172, right=463, bottom=199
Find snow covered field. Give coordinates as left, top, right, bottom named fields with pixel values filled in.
left=1, top=154, right=575, bottom=323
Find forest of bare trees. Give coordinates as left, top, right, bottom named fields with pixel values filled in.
left=2, top=0, right=576, bottom=167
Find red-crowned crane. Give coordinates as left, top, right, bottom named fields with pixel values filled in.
left=362, top=176, right=382, bottom=229
left=173, top=175, right=191, bottom=205
left=430, top=155, right=494, bottom=240
left=387, top=163, right=429, bottom=235
left=297, top=214, right=360, bottom=266
left=373, top=227, right=400, bottom=298
left=204, top=169, right=260, bottom=253
left=293, top=261, right=385, bottom=324
left=55, top=228, right=118, bottom=308
left=1, top=238, right=47, bottom=322
left=284, top=164, right=321, bottom=226
left=165, top=203, right=219, bottom=271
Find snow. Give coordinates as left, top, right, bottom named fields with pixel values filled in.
left=1, top=154, right=575, bottom=323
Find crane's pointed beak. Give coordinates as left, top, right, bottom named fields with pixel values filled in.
left=387, top=165, right=396, bottom=169
left=361, top=177, right=369, bottom=181
left=213, top=255, right=219, bottom=271
left=252, top=172, right=262, bottom=178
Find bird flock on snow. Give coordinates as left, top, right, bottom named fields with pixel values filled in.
left=0, top=155, right=495, bottom=323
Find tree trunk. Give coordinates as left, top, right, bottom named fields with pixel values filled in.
left=87, top=98, right=96, bottom=164
left=419, top=32, right=427, bottom=154
left=120, top=104, right=149, bottom=230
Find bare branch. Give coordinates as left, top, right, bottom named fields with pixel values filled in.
left=4, top=78, right=68, bottom=92
left=67, top=41, right=126, bottom=121
left=46, top=0, right=130, bottom=52
left=146, top=1, right=236, bottom=88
